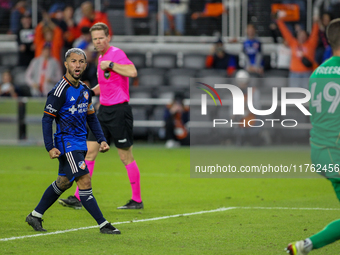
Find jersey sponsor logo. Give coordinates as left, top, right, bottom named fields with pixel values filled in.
left=70, top=96, right=75, bottom=101
left=46, top=104, right=57, bottom=113
left=315, top=66, right=340, bottom=75
left=118, top=138, right=127, bottom=143
left=78, top=161, right=86, bottom=170
left=104, top=70, right=111, bottom=79
left=66, top=142, right=71, bottom=148
left=69, top=105, right=77, bottom=114
left=77, top=102, right=89, bottom=113
left=83, top=91, right=89, bottom=100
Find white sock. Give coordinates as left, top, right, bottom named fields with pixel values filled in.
left=303, top=238, right=313, bottom=252
left=32, top=210, right=43, bottom=218
left=99, top=220, right=109, bottom=229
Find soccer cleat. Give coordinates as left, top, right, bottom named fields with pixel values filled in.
left=117, top=199, right=144, bottom=209
left=26, top=213, right=47, bottom=232
left=58, top=195, right=82, bottom=209
left=100, top=223, right=121, bottom=234
left=285, top=241, right=309, bottom=255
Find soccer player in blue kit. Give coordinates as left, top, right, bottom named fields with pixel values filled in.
left=25, top=48, right=120, bottom=234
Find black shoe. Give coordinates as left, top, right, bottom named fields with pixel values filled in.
left=58, top=195, right=82, bottom=209
left=100, top=223, right=121, bottom=234
left=117, top=199, right=144, bottom=209
left=26, top=213, right=47, bottom=232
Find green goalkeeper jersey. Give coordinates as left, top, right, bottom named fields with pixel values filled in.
left=309, top=56, right=340, bottom=148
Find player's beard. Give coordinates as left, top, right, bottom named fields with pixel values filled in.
left=68, top=68, right=83, bottom=81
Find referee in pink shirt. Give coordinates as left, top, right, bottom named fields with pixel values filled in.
left=58, top=22, right=142, bottom=210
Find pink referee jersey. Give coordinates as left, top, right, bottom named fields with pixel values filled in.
left=97, top=46, right=133, bottom=106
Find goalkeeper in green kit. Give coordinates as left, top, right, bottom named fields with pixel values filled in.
left=286, top=18, right=340, bottom=255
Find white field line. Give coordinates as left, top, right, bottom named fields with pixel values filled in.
left=0, top=207, right=237, bottom=242
left=240, top=206, right=340, bottom=211
left=1, top=206, right=340, bottom=242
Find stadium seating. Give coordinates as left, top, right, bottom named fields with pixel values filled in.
left=166, top=68, right=197, bottom=78
left=131, top=106, right=148, bottom=137
left=0, top=52, right=18, bottom=67
left=151, top=53, right=177, bottom=69
left=196, top=69, right=227, bottom=78
left=182, top=53, right=207, bottom=69
left=263, top=68, right=289, bottom=78
left=168, top=74, right=192, bottom=88
left=260, top=69, right=289, bottom=89
left=200, top=75, right=230, bottom=86
left=138, top=73, right=165, bottom=87
left=107, top=9, right=127, bottom=35
left=0, top=36, right=311, bottom=145
left=127, top=53, right=146, bottom=69
left=138, top=68, right=166, bottom=76
left=11, top=66, right=27, bottom=86
left=11, top=66, right=31, bottom=97
left=158, top=91, right=175, bottom=100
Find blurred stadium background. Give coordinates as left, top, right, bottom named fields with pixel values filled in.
left=0, top=0, right=316, bottom=145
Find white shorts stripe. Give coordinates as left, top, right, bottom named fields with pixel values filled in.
left=66, top=152, right=78, bottom=174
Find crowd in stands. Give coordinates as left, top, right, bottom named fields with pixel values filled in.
left=0, top=1, right=338, bottom=94
left=0, top=0, right=108, bottom=97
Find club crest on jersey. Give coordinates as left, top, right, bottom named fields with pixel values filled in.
left=104, top=70, right=111, bottom=79
left=78, top=161, right=86, bottom=170
left=83, top=91, right=89, bottom=100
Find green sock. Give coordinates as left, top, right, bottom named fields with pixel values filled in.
left=310, top=219, right=340, bottom=249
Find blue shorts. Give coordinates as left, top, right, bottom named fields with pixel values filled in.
left=58, top=150, right=89, bottom=181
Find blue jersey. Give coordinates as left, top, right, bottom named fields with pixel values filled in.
left=42, top=76, right=106, bottom=154
left=243, top=38, right=262, bottom=66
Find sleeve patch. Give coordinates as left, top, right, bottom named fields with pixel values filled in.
left=87, top=103, right=95, bottom=114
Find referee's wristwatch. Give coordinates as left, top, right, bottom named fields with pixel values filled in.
left=109, top=61, right=114, bottom=69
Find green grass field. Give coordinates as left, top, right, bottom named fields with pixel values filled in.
left=1, top=145, right=340, bottom=254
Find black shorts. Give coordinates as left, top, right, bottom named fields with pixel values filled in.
left=88, top=102, right=133, bottom=148
left=58, top=150, right=89, bottom=181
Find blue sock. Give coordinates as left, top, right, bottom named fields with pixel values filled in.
left=34, top=181, right=64, bottom=216
left=79, top=188, right=106, bottom=225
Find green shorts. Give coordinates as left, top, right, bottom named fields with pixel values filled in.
left=311, top=143, right=340, bottom=202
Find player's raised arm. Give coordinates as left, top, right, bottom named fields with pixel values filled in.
left=100, top=60, right=137, bottom=78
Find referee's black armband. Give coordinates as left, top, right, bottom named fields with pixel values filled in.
left=90, top=89, right=95, bottom=97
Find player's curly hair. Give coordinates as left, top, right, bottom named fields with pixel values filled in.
left=65, top=48, right=87, bottom=61
left=326, top=18, right=340, bottom=50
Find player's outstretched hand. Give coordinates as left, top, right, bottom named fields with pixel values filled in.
left=99, top=141, right=110, bottom=153
left=49, top=148, right=61, bottom=159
